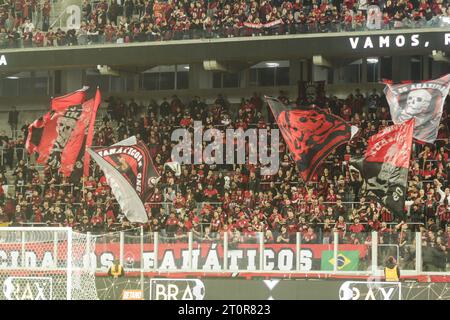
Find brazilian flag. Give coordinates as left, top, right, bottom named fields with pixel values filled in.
left=321, top=251, right=360, bottom=271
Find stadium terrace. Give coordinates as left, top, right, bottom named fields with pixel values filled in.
left=0, top=0, right=449, bottom=301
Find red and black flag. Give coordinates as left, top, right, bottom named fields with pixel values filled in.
left=384, top=74, right=450, bottom=143
left=266, top=96, right=358, bottom=182
left=60, top=89, right=101, bottom=182
left=88, top=137, right=160, bottom=223
left=25, top=87, right=89, bottom=168
left=349, top=119, right=415, bottom=218
left=83, top=88, right=101, bottom=177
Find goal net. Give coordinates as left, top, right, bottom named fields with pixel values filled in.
left=0, top=227, right=98, bottom=300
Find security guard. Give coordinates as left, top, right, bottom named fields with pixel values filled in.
left=384, top=256, right=400, bottom=282
left=108, top=259, right=125, bottom=279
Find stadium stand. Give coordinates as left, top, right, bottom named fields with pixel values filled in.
left=0, top=0, right=448, bottom=48
left=0, top=90, right=448, bottom=271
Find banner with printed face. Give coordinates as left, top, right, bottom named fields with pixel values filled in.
left=88, top=137, right=160, bottom=223
left=384, top=74, right=450, bottom=143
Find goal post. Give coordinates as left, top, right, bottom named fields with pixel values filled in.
left=0, top=227, right=98, bottom=300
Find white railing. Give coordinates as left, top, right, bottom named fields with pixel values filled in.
left=86, top=229, right=448, bottom=276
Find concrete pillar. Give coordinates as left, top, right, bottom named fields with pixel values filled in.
left=133, top=74, right=140, bottom=92
left=189, top=63, right=213, bottom=90
left=361, top=58, right=368, bottom=84
left=299, top=60, right=307, bottom=82
left=240, top=68, right=249, bottom=88
left=430, top=60, right=449, bottom=79
left=289, top=60, right=301, bottom=86
left=392, top=56, right=411, bottom=82
left=60, top=69, right=84, bottom=92
left=312, top=65, right=328, bottom=82
left=63, top=70, right=85, bottom=92
left=188, top=64, right=198, bottom=90
left=422, top=56, right=430, bottom=80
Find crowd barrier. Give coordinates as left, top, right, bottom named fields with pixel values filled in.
left=48, top=229, right=448, bottom=274
left=0, top=227, right=445, bottom=275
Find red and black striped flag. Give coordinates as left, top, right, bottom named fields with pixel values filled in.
left=350, top=119, right=415, bottom=218
left=384, top=74, right=450, bottom=143
left=266, top=96, right=358, bottom=182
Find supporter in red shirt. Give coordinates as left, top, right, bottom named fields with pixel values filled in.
left=349, top=218, right=365, bottom=234
left=165, top=211, right=179, bottom=235
left=173, top=192, right=186, bottom=210
left=368, top=214, right=381, bottom=231
left=204, top=184, right=219, bottom=201
left=303, top=227, right=317, bottom=244
left=341, top=103, right=352, bottom=121
left=235, top=212, right=250, bottom=231
left=90, top=209, right=104, bottom=230
left=284, top=208, right=298, bottom=235
left=32, top=205, right=43, bottom=223
left=210, top=210, right=222, bottom=233
left=33, top=30, right=45, bottom=46
left=334, top=216, right=347, bottom=238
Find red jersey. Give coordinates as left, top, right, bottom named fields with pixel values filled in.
left=349, top=223, right=365, bottom=234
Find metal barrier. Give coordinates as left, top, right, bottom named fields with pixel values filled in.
left=0, top=147, right=30, bottom=167
left=81, top=228, right=448, bottom=275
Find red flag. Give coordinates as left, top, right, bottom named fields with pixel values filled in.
left=83, top=88, right=101, bottom=177
left=25, top=116, right=47, bottom=154
left=59, top=98, right=95, bottom=176
left=51, top=86, right=88, bottom=111
left=26, top=88, right=88, bottom=165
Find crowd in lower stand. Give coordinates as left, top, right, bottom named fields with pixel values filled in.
left=0, top=0, right=448, bottom=48
left=0, top=88, right=448, bottom=270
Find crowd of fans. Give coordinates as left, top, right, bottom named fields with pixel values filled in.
left=0, top=87, right=448, bottom=271
left=0, top=0, right=448, bottom=48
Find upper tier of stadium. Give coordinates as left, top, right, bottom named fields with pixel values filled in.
left=0, top=0, right=448, bottom=49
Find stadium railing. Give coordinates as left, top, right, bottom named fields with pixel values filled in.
left=86, top=228, right=448, bottom=275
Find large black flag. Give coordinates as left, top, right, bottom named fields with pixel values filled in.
left=350, top=119, right=414, bottom=218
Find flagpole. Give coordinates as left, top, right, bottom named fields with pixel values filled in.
left=82, top=174, right=86, bottom=201
left=83, top=87, right=101, bottom=182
